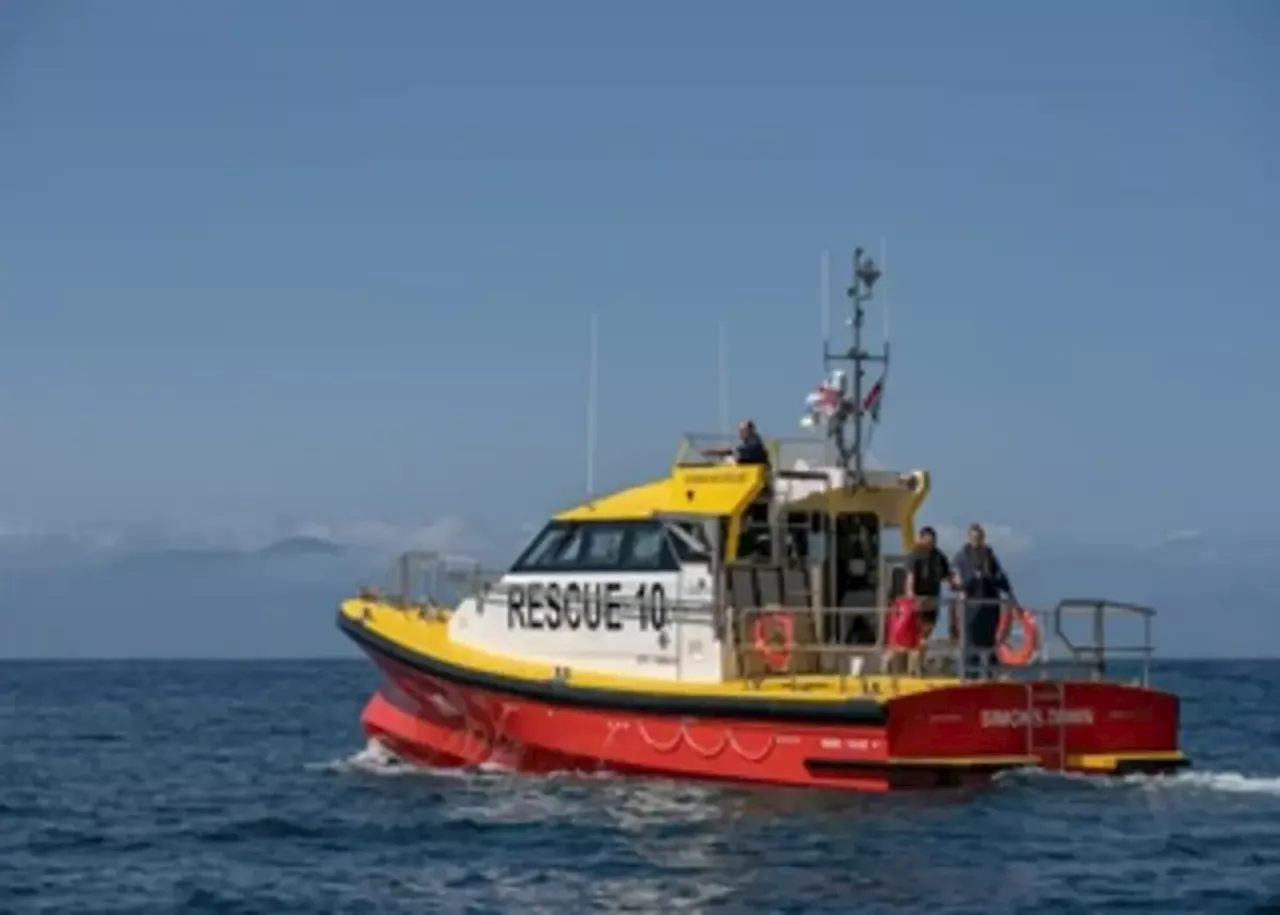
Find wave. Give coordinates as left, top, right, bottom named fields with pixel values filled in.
left=307, top=739, right=521, bottom=780
left=306, top=738, right=425, bottom=778
left=1127, top=770, right=1280, bottom=795
left=1003, top=766, right=1280, bottom=797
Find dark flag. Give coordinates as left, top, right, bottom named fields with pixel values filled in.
left=862, top=375, right=885, bottom=422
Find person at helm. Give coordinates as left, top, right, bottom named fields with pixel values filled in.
left=703, top=420, right=770, bottom=467
left=701, top=420, right=772, bottom=560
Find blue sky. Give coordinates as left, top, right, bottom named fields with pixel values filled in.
left=1, top=0, right=1276, bottom=555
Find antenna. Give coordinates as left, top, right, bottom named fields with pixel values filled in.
left=820, top=250, right=833, bottom=464
left=821, top=245, right=886, bottom=486
left=586, top=312, right=598, bottom=496
left=717, top=322, right=729, bottom=436
left=880, top=236, right=890, bottom=341
left=820, top=249, right=831, bottom=350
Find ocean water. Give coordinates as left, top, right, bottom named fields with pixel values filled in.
left=3, top=660, right=1279, bottom=915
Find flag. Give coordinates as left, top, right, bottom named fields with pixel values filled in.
left=801, top=380, right=845, bottom=428
left=862, top=375, right=885, bottom=422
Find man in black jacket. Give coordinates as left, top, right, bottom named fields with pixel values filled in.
left=701, top=419, right=770, bottom=467
left=950, top=523, right=1014, bottom=677
left=905, top=525, right=950, bottom=652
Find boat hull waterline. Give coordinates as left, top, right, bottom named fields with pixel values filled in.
left=348, top=631, right=1186, bottom=793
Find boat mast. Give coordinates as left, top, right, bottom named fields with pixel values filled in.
left=823, top=246, right=885, bottom=486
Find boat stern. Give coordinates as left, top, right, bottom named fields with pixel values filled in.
left=882, top=678, right=1188, bottom=777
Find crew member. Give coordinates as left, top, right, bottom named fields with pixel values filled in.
left=702, top=421, right=771, bottom=560
left=703, top=420, right=771, bottom=467
left=905, top=525, right=950, bottom=648
left=733, top=420, right=769, bottom=466
left=950, top=523, right=1013, bottom=676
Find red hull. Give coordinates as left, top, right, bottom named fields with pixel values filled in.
left=356, top=649, right=1184, bottom=792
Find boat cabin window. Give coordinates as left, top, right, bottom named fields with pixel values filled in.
left=667, top=519, right=726, bottom=564
left=627, top=524, right=676, bottom=570
left=510, top=520, right=681, bottom=573
left=583, top=526, right=626, bottom=566
left=513, top=523, right=584, bottom=571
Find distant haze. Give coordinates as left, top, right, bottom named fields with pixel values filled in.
left=0, top=525, right=1274, bottom=658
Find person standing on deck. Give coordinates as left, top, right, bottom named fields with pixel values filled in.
left=905, top=525, right=950, bottom=649
left=950, top=523, right=1013, bottom=675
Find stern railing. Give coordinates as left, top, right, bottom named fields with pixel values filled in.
left=711, top=596, right=1157, bottom=689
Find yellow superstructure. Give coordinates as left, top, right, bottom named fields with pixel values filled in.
left=554, top=436, right=931, bottom=561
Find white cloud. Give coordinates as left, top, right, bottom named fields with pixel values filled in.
left=271, top=516, right=476, bottom=554
left=0, top=515, right=482, bottom=559
left=1143, top=529, right=1202, bottom=550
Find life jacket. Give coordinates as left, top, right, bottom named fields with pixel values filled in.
left=885, top=596, right=923, bottom=650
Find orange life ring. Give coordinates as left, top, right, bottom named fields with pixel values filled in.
left=752, top=610, right=795, bottom=672
left=996, top=606, right=1041, bottom=666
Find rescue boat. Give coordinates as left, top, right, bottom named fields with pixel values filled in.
left=337, top=246, right=1187, bottom=791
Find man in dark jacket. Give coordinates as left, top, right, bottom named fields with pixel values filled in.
left=701, top=419, right=770, bottom=466
left=950, top=523, right=1013, bottom=676
left=905, top=525, right=950, bottom=646
left=732, top=419, right=769, bottom=466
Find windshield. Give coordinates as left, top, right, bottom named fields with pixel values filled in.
left=669, top=521, right=714, bottom=563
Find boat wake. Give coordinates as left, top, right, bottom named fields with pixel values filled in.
left=315, top=740, right=1280, bottom=799
left=306, top=738, right=420, bottom=776
left=1122, top=770, right=1280, bottom=795
left=1002, top=766, right=1280, bottom=797
left=307, top=739, right=523, bottom=780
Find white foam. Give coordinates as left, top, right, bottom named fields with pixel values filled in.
left=1002, top=766, right=1280, bottom=797
left=306, top=738, right=426, bottom=777
left=1125, top=770, right=1280, bottom=796
left=308, top=739, right=543, bottom=781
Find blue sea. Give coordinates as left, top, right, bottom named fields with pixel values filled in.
left=3, top=660, right=1279, bottom=914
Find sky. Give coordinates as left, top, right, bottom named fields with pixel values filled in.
left=1, top=0, right=1277, bottom=557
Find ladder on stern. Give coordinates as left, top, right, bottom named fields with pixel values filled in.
left=1025, top=681, right=1067, bottom=770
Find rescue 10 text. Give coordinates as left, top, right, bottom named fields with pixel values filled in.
left=506, top=582, right=670, bottom=632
